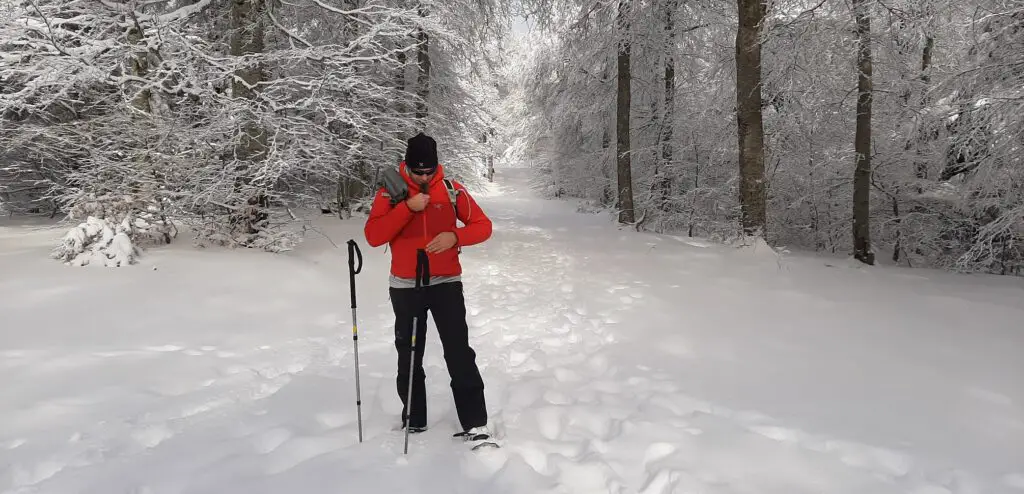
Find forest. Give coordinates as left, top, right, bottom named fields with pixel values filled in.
left=1, top=0, right=1022, bottom=275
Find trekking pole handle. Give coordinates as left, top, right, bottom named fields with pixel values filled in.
left=347, top=239, right=362, bottom=310
left=347, top=239, right=363, bottom=274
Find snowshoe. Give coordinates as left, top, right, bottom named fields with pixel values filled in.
left=395, top=423, right=426, bottom=434
left=453, top=426, right=500, bottom=450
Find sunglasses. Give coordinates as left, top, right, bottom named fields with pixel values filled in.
left=409, top=167, right=436, bottom=176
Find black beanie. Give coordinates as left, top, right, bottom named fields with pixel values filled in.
left=404, top=132, right=438, bottom=170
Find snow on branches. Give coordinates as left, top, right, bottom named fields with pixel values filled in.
left=2, top=0, right=508, bottom=263
left=53, top=216, right=140, bottom=267
left=516, top=0, right=1024, bottom=275
left=51, top=193, right=175, bottom=267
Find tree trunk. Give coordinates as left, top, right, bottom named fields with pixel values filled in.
left=486, top=127, right=495, bottom=181
left=230, top=0, right=265, bottom=107
left=852, top=0, right=874, bottom=265
left=415, top=6, right=431, bottom=127
left=126, top=22, right=153, bottom=114
left=616, top=0, right=635, bottom=224
left=914, top=34, right=933, bottom=181
left=230, top=0, right=269, bottom=237
left=657, top=0, right=677, bottom=214
left=335, top=0, right=365, bottom=220
left=734, top=0, right=767, bottom=237
left=395, top=23, right=410, bottom=147
left=601, top=61, right=614, bottom=206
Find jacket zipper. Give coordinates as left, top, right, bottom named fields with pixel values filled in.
left=422, top=210, right=428, bottom=246
left=422, top=184, right=430, bottom=247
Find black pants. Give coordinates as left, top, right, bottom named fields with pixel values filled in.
left=390, top=281, right=487, bottom=430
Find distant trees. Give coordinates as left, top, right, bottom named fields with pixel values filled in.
left=516, top=0, right=1024, bottom=275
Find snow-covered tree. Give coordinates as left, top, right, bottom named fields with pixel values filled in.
left=514, top=0, right=1024, bottom=275
left=1, top=0, right=510, bottom=264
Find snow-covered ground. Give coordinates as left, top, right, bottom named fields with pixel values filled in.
left=2, top=168, right=1023, bottom=494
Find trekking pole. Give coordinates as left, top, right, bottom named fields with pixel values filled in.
left=404, top=249, right=430, bottom=455
left=346, top=239, right=364, bottom=443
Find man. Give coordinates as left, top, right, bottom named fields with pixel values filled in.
left=364, top=133, right=494, bottom=444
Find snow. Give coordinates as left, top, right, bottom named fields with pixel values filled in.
left=2, top=168, right=1023, bottom=494
left=51, top=216, right=141, bottom=267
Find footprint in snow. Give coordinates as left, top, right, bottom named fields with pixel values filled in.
left=10, top=460, right=67, bottom=487
left=639, top=469, right=678, bottom=494
left=507, top=382, right=545, bottom=409
left=589, top=379, right=623, bottom=395
left=587, top=354, right=611, bottom=374
left=556, top=460, right=621, bottom=493
left=572, top=412, right=623, bottom=441
left=551, top=324, right=571, bottom=335
left=253, top=428, right=292, bottom=454
left=749, top=425, right=804, bottom=444
left=642, top=446, right=678, bottom=469
left=496, top=333, right=519, bottom=347
left=534, top=407, right=564, bottom=440
left=554, top=368, right=582, bottom=383
left=132, top=425, right=174, bottom=448
left=540, top=337, right=568, bottom=349
left=314, top=412, right=351, bottom=429
left=543, top=390, right=573, bottom=405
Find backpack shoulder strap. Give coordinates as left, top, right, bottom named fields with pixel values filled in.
left=442, top=178, right=459, bottom=217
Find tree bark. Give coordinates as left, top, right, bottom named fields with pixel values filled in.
left=657, top=0, right=677, bottom=214
left=415, top=6, right=431, bottom=127
left=601, top=61, right=614, bottom=206
left=616, top=0, right=635, bottom=224
left=734, top=0, right=767, bottom=237
left=852, top=0, right=874, bottom=265
left=914, top=34, right=933, bottom=181
left=230, top=0, right=268, bottom=236
left=126, top=21, right=152, bottom=114
left=486, top=127, right=495, bottom=181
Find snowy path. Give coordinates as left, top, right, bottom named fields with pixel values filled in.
left=2, top=168, right=1023, bottom=494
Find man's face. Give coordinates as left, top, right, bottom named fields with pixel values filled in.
left=409, top=167, right=435, bottom=187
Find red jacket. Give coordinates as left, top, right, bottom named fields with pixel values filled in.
left=364, top=162, right=492, bottom=279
